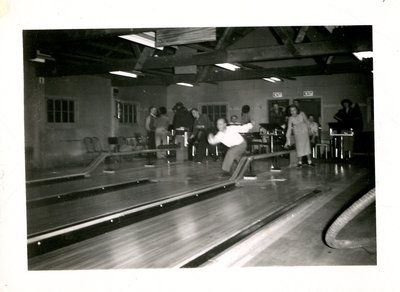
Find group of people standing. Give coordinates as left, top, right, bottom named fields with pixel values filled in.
left=145, top=106, right=170, bottom=159
left=145, top=98, right=363, bottom=172
left=270, top=98, right=362, bottom=167
left=145, top=102, right=215, bottom=162
left=145, top=102, right=255, bottom=174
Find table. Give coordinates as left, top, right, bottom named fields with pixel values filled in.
left=330, top=132, right=354, bottom=160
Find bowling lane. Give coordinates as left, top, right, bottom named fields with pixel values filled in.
left=29, top=162, right=370, bottom=269
left=26, top=160, right=191, bottom=202
left=27, top=161, right=227, bottom=235
left=238, top=182, right=376, bottom=266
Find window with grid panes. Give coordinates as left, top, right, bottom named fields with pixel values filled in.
left=47, top=98, right=75, bottom=123
left=118, top=101, right=138, bottom=124
left=201, top=104, right=227, bottom=122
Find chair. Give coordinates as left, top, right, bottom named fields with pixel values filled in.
left=92, top=136, right=103, bottom=153
left=313, top=143, right=329, bottom=159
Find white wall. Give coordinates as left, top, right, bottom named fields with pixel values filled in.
left=167, top=73, right=374, bottom=131
left=116, top=86, right=167, bottom=137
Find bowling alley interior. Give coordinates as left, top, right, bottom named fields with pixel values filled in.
left=23, top=26, right=376, bottom=269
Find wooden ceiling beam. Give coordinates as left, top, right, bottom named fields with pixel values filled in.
left=169, top=62, right=372, bottom=84
left=185, top=44, right=214, bottom=52
left=155, top=28, right=216, bottom=47
left=141, top=69, right=174, bottom=76
left=225, top=27, right=256, bottom=49
left=240, top=62, right=266, bottom=70
left=53, top=52, right=109, bottom=63
left=305, top=26, right=332, bottom=42
left=139, top=38, right=371, bottom=69
left=134, top=47, right=155, bottom=70
left=110, top=62, right=372, bottom=86
left=36, top=39, right=372, bottom=77
left=197, top=27, right=235, bottom=82
left=271, top=27, right=300, bottom=56
left=294, top=26, right=309, bottom=43
left=30, top=29, right=155, bottom=45
left=215, top=27, right=235, bottom=50
left=269, top=27, right=284, bottom=45
left=129, top=43, right=142, bottom=58
left=86, top=41, right=134, bottom=57
left=305, top=26, right=340, bottom=66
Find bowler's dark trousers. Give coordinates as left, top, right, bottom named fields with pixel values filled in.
left=222, top=141, right=247, bottom=172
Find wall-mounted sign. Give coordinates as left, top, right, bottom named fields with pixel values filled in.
left=303, top=90, right=314, bottom=97
left=272, top=92, right=283, bottom=98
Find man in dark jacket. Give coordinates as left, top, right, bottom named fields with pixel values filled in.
left=172, top=102, right=194, bottom=160
left=334, top=98, right=363, bottom=153
left=190, top=108, right=214, bottom=163
left=172, top=102, right=193, bottom=130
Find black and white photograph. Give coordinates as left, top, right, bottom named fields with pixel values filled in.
left=1, top=1, right=400, bottom=291
left=23, top=26, right=376, bottom=269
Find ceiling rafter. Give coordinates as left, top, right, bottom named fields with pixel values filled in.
left=294, top=26, right=309, bottom=43
left=185, top=43, right=214, bottom=52
left=36, top=38, right=372, bottom=77
left=28, top=27, right=372, bottom=82
left=304, top=26, right=334, bottom=66
left=197, top=27, right=236, bottom=82
left=139, top=38, right=372, bottom=70
left=111, top=62, right=372, bottom=87
left=271, top=27, right=300, bottom=56
left=30, top=29, right=155, bottom=45
left=134, top=47, right=155, bottom=70
left=86, top=41, right=134, bottom=57
left=224, top=27, right=256, bottom=49
left=129, top=43, right=142, bottom=58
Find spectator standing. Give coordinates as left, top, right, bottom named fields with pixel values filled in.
left=284, top=104, right=314, bottom=167
left=241, top=105, right=252, bottom=124
left=190, top=108, right=214, bottom=163
left=154, top=106, right=170, bottom=159
left=145, top=106, right=158, bottom=165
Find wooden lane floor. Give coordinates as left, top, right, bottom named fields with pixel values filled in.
left=26, top=159, right=186, bottom=201
left=28, top=161, right=372, bottom=269
left=26, top=165, right=85, bottom=182
left=229, top=178, right=376, bottom=267
left=27, top=160, right=229, bottom=236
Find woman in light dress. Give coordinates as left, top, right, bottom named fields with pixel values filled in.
left=284, top=105, right=315, bottom=167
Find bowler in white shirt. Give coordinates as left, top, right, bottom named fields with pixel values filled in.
left=208, top=118, right=254, bottom=176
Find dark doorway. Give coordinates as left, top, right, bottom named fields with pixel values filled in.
left=295, top=98, right=321, bottom=122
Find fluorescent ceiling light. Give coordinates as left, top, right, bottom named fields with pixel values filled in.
left=270, top=77, right=281, bottom=82
left=110, top=71, right=138, bottom=78
left=353, top=51, right=373, bottom=61
left=30, top=50, right=54, bottom=63
left=263, top=78, right=277, bottom=83
left=215, top=63, right=240, bottom=71
left=176, top=82, right=194, bottom=87
left=119, top=32, right=164, bottom=50
left=30, top=57, right=46, bottom=63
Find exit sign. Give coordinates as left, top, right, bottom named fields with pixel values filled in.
left=272, top=92, right=283, bottom=98
left=303, top=91, right=314, bottom=97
